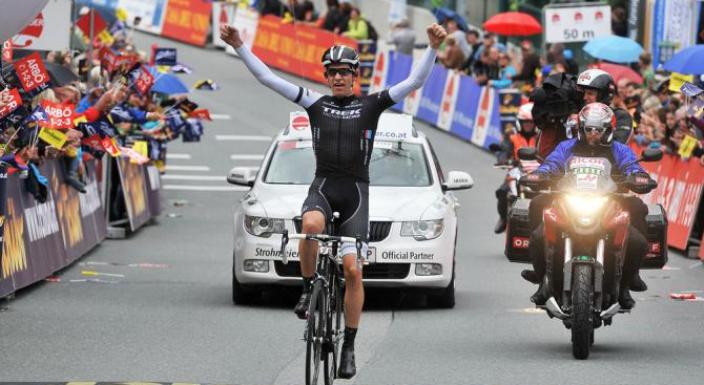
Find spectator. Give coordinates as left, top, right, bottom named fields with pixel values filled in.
left=386, top=18, right=416, bottom=56
left=342, top=7, right=368, bottom=40
left=258, top=0, right=287, bottom=17
left=438, top=35, right=465, bottom=70
left=472, top=32, right=495, bottom=63
left=612, top=5, right=628, bottom=37
left=488, top=52, right=517, bottom=89
left=513, top=40, right=540, bottom=84
left=459, top=29, right=481, bottom=74
left=291, top=0, right=315, bottom=21
left=321, top=0, right=344, bottom=33
left=563, top=49, right=579, bottom=75
left=473, top=46, right=500, bottom=86
left=445, top=19, right=471, bottom=62
left=639, top=52, right=655, bottom=90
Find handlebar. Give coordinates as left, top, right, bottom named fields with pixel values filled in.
left=279, top=230, right=363, bottom=265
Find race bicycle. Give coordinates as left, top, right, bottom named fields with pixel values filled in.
left=279, top=213, right=363, bottom=385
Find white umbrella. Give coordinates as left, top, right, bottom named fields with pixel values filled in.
left=0, top=0, right=49, bottom=43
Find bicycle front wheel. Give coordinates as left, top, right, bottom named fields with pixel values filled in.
left=323, top=276, right=344, bottom=385
left=306, top=281, right=327, bottom=385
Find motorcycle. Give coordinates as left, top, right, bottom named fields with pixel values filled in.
left=518, top=146, right=663, bottom=359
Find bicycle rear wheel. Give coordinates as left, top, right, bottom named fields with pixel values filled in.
left=323, top=276, right=344, bottom=385
left=306, top=281, right=327, bottom=385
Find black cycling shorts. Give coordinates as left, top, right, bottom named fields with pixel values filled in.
left=301, top=177, right=369, bottom=256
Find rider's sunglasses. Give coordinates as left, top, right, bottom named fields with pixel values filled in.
left=325, top=68, right=356, bottom=77
left=584, top=126, right=607, bottom=134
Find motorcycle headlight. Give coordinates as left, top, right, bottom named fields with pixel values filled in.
left=564, top=194, right=608, bottom=226
left=400, top=219, right=443, bottom=240
left=244, top=215, right=286, bottom=237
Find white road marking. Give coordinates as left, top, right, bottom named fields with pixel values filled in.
left=166, top=153, right=192, bottom=160
left=216, top=135, right=273, bottom=141
left=230, top=154, right=265, bottom=160
left=163, top=184, right=249, bottom=192
left=162, top=175, right=226, bottom=181
left=210, top=113, right=232, bottom=120
left=164, top=165, right=211, bottom=172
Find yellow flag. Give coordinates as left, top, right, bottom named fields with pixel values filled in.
left=73, top=115, right=88, bottom=126
left=678, top=135, right=699, bottom=158
left=132, top=140, right=148, bottom=157
left=38, top=127, right=67, bottom=148
left=115, top=7, right=129, bottom=22
left=65, top=146, right=78, bottom=157
left=670, top=73, right=694, bottom=93
left=97, top=29, right=114, bottom=46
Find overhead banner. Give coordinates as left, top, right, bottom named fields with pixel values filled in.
left=633, top=143, right=704, bottom=250
left=252, top=15, right=358, bottom=85
left=161, top=0, right=213, bottom=47
left=11, top=0, right=72, bottom=51
left=117, top=0, right=168, bottom=34
left=543, top=4, right=611, bottom=43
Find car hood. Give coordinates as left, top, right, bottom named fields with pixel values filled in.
left=248, top=184, right=447, bottom=221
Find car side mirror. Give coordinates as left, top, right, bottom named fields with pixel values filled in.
left=227, top=167, right=256, bottom=187
left=517, top=147, right=538, bottom=161
left=442, top=171, right=473, bottom=191
left=641, top=148, right=663, bottom=162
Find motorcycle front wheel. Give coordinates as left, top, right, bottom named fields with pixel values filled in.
left=571, top=264, right=594, bottom=359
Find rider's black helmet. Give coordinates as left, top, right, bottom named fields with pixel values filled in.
left=321, top=45, right=359, bottom=70
left=576, top=69, right=615, bottom=104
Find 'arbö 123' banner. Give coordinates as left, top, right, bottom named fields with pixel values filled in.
left=373, top=49, right=502, bottom=149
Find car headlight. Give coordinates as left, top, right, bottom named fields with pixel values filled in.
left=244, top=215, right=285, bottom=237
left=400, top=219, right=443, bottom=240
left=564, top=194, right=608, bottom=226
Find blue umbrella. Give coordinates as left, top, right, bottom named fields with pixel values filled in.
left=147, top=67, right=189, bottom=95
left=663, top=45, right=704, bottom=75
left=583, top=35, right=643, bottom=64
left=432, top=7, right=468, bottom=32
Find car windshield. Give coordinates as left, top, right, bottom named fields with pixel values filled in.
left=264, top=140, right=432, bottom=186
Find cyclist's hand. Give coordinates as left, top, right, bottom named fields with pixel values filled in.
left=427, top=23, right=447, bottom=50
left=220, top=25, right=243, bottom=48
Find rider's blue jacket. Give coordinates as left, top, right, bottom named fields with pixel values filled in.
left=536, top=139, right=646, bottom=176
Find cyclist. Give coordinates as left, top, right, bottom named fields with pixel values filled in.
left=220, top=22, right=447, bottom=379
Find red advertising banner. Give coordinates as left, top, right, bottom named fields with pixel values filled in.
left=631, top=143, right=704, bottom=250
left=252, top=15, right=359, bottom=85
left=161, top=0, right=212, bottom=47
left=13, top=52, right=50, bottom=92
left=0, top=88, right=23, bottom=119
left=40, top=101, right=75, bottom=130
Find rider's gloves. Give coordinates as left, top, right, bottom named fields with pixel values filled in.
left=626, top=172, right=657, bottom=194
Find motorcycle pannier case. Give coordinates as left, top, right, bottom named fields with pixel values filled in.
left=642, top=204, right=668, bottom=269
left=505, top=198, right=532, bottom=263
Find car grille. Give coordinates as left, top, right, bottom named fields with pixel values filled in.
left=293, top=218, right=392, bottom=242
left=274, top=261, right=410, bottom=280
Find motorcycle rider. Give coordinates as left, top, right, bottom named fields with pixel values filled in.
left=576, top=69, right=633, bottom=144
left=494, top=103, right=539, bottom=233
left=522, top=103, right=655, bottom=309
left=220, top=23, right=447, bottom=378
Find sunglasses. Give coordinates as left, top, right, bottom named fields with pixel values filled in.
left=325, top=68, right=356, bottom=77
left=584, top=126, right=607, bottom=134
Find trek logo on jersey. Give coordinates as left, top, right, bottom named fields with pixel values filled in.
left=322, top=106, right=361, bottom=119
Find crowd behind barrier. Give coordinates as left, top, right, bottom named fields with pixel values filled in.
left=0, top=2, right=215, bottom=297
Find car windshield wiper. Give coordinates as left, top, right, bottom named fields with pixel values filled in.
left=371, top=142, right=412, bottom=162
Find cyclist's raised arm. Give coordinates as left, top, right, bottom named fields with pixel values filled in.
left=388, top=23, right=447, bottom=103
left=221, top=25, right=322, bottom=108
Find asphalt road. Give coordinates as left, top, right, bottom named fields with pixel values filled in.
left=0, top=32, right=703, bottom=385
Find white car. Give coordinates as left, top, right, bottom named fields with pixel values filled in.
left=228, top=111, right=473, bottom=308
